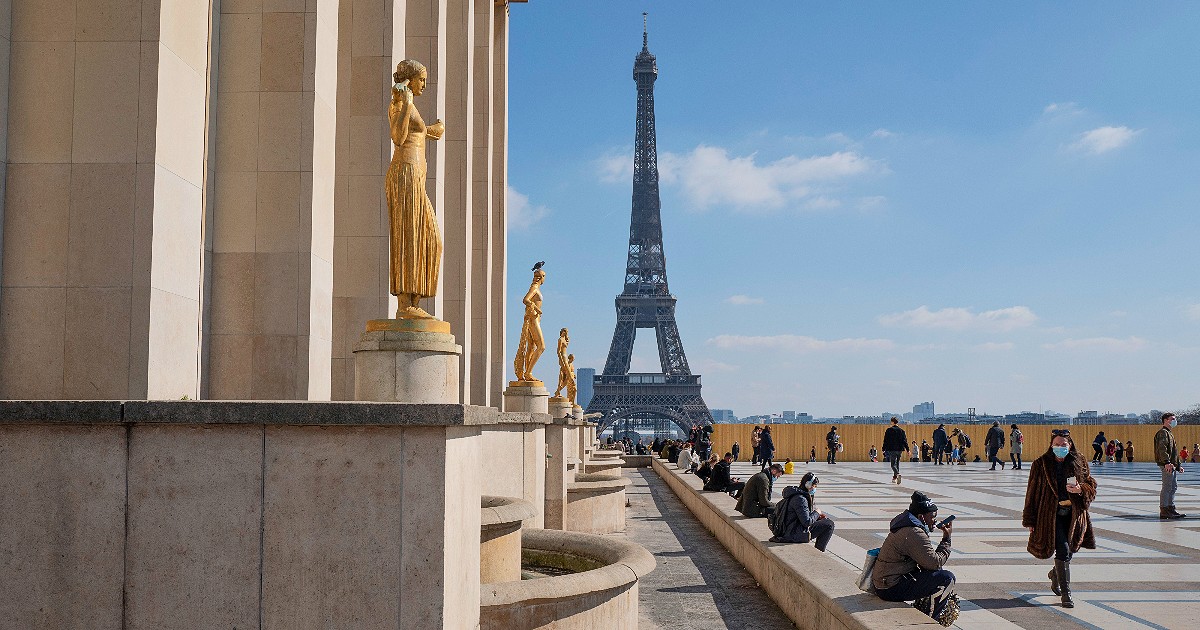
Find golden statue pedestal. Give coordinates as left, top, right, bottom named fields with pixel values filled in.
left=503, top=380, right=549, bottom=414
left=353, top=321, right=460, bottom=403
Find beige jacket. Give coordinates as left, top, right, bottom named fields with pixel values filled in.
left=872, top=512, right=952, bottom=590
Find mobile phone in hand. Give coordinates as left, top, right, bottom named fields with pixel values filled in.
left=1066, top=476, right=1078, bottom=488
left=936, top=515, right=955, bottom=529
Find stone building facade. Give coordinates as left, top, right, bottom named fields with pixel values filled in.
left=0, top=0, right=521, bottom=406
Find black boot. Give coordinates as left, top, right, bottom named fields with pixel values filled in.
left=1048, top=566, right=1061, bottom=596
left=1056, top=559, right=1073, bottom=608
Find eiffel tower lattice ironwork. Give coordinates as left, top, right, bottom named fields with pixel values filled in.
left=587, top=17, right=713, bottom=435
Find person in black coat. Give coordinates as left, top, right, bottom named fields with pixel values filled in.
left=704, top=453, right=744, bottom=496
left=731, top=441, right=741, bottom=462
left=759, top=426, right=776, bottom=471
left=770, top=472, right=836, bottom=551
left=932, top=424, right=949, bottom=465
left=986, top=421, right=1007, bottom=470
left=882, top=417, right=909, bottom=484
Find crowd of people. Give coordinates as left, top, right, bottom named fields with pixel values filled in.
left=643, top=412, right=1192, bottom=626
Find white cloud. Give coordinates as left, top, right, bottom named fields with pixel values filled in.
left=1042, top=336, right=1147, bottom=351
left=506, top=186, right=550, bottom=230
left=597, top=150, right=632, bottom=183
left=1070, top=126, right=1141, bottom=155
left=1043, top=102, right=1081, bottom=115
left=1186, top=304, right=1200, bottom=321
left=658, top=145, right=880, bottom=210
left=870, top=128, right=896, bottom=139
left=707, top=334, right=895, bottom=353
left=976, top=342, right=1014, bottom=351
left=692, top=358, right=739, bottom=373
left=877, top=306, right=1038, bottom=333
left=725, top=294, right=764, bottom=305
left=598, top=143, right=883, bottom=211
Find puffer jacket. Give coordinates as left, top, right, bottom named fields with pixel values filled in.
left=771, top=487, right=820, bottom=543
left=871, top=511, right=951, bottom=590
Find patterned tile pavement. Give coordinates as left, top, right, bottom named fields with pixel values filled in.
left=726, top=458, right=1200, bottom=629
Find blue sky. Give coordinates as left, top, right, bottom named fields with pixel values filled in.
left=502, top=1, right=1200, bottom=418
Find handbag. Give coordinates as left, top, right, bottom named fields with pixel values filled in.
left=857, top=548, right=880, bottom=593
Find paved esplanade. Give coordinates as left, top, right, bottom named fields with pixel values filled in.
left=718, top=460, right=1198, bottom=629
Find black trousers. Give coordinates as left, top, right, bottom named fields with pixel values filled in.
left=1055, top=506, right=1073, bottom=561
left=876, top=569, right=956, bottom=619
left=1092, top=444, right=1103, bottom=462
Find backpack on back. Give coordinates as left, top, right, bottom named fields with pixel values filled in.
left=768, top=486, right=801, bottom=538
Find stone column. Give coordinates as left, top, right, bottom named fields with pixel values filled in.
left=0, top=0, right=215, bottom=399
left=489, top=1, right=510, bottom=407
left=468, top=0, right=495, bottom=407
left=0, top=6, right=9, bottom=297
left=329, top=0, right=399, bottom=400
left=544, top=398, right=574, bottom=530
left=204, top=0, right=339, bottom=400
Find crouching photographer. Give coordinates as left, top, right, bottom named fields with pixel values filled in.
left=872, top=491, right=959, bottom=626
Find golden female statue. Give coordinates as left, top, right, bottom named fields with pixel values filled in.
left=553, top=328, right=574, bottom=400
left=512, top=263, right=546, bottom=383
left=388, top=59, right=445, bottom=320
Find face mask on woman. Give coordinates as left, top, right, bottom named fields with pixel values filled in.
left=1052, top=445, right=1070, bottom=458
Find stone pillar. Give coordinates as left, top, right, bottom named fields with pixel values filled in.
left=544, top=398, right=573, bottom=530
left=504, top=381, right=548, bottom=414
left=489, top=2, right=509, bottom=407
left=0, top=0, right=215, bottom=399
left=329, top=0, right=397, bottom=400
left=468, top=0, right=495, bottom=407
left=353, top=323, right=461, bottom=404
left=204, top=0, right=339, bottom=400
left=0, top=5, right=9, bottom=298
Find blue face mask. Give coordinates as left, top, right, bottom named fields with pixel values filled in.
left=1052, top=446, right=1070, bottom=458
left=1170, top=418, right=1179, bottom=428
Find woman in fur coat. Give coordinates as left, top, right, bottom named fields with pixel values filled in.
left=1021, top=429, right=1097, bottom=608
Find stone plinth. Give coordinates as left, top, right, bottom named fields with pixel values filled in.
left=483, top=413, right=549, bottom=529
left=503, top=381, right=549, bottom=414
left=353, top=327, right=462, bottom=403
left=548, top=397, right=572, bottom=420
left=0, top=400, right=492, bottom=630
left=544, top=413, right=586, bottom=531
left=480, top=496, right=539, bottom=584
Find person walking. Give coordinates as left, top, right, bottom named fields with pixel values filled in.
left=933, top=423, right=949, bottom=465
left=826, top=426, right=840, bottom=464
left=750, top=426, right=762, bottom=466
left=986, top=421, right=1007, bottom=470
left=759, top=426, right=776, bottom=471
left=1091, top=431, right=1106, bottom=464
left=1155, top=412, right=1186, bottom=519
left=731, top=440, right=741, bottom=462
left=1010, top=424, right=1024, bottom=470
left=1022, top=428, right=1097, bottom=608
left=883, top=417, right=908, bottom=484
left=1125, top=440, right=1134, bottom=462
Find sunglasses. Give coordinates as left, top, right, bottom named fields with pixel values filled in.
left=1051, top=429, right=1071, bottom=437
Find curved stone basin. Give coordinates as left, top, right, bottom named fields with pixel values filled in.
left=481, top=495, right=539, bottom=584
left=565, top=473, right=630, bottom=534
left=481, top=528, right=656, bottom=629
left=583, top=459, right=624, bottom=475
left=591, top=449, right=624, bottom=460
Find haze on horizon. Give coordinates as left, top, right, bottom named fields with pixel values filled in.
left=503, top=1, right=1200, bottom=418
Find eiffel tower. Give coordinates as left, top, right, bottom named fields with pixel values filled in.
left=587, top=17, right=713, bottom=435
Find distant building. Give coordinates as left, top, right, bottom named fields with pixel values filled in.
left=913, top=401, right=935, bottom=421
left=782, top=410, right=796, bottom=423
left=711, top=409, right=737, bottom=423
left=797, top=412, right=814, bottom=423
left=576, top=368, right=596, bottom=408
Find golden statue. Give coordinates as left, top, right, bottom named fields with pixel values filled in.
left=512, top=262, right=546, bottom=384
left=387, top=59, right=445, bottom=322
left=553, top=328, right=578, bottom=402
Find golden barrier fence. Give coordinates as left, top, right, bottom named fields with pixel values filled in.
left=709, top=423, right=1200, bottom=463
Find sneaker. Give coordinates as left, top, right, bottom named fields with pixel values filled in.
left=912, top=597, right=932, bottom=616
left=936, top=594, right=961, bottom=627
left=897, top=474, right=902, bottom=484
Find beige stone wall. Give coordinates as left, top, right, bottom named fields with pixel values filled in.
left=205, top=0, right=337, bottom=400
left=0, top=0, right=214, bottom=399
left=0, top=0, right=10, bottom=298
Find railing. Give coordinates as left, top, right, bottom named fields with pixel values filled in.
left=594, top=373, right=701, bottom=386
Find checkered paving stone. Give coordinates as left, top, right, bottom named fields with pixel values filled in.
left=726, top=460, right=1200, bottom=629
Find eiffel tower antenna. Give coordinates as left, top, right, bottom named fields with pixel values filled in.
left=586, top=20, right=713, bottom=435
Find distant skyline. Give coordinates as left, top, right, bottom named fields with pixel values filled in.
left=505, top=2, right=1200, bottom=417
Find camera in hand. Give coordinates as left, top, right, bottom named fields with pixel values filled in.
left=936, top=515, right=955, bottom=529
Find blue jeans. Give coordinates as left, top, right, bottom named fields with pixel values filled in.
left=1161, top=466, right=1179, bottom=508
left=876, top=569, right=957, bottom=619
